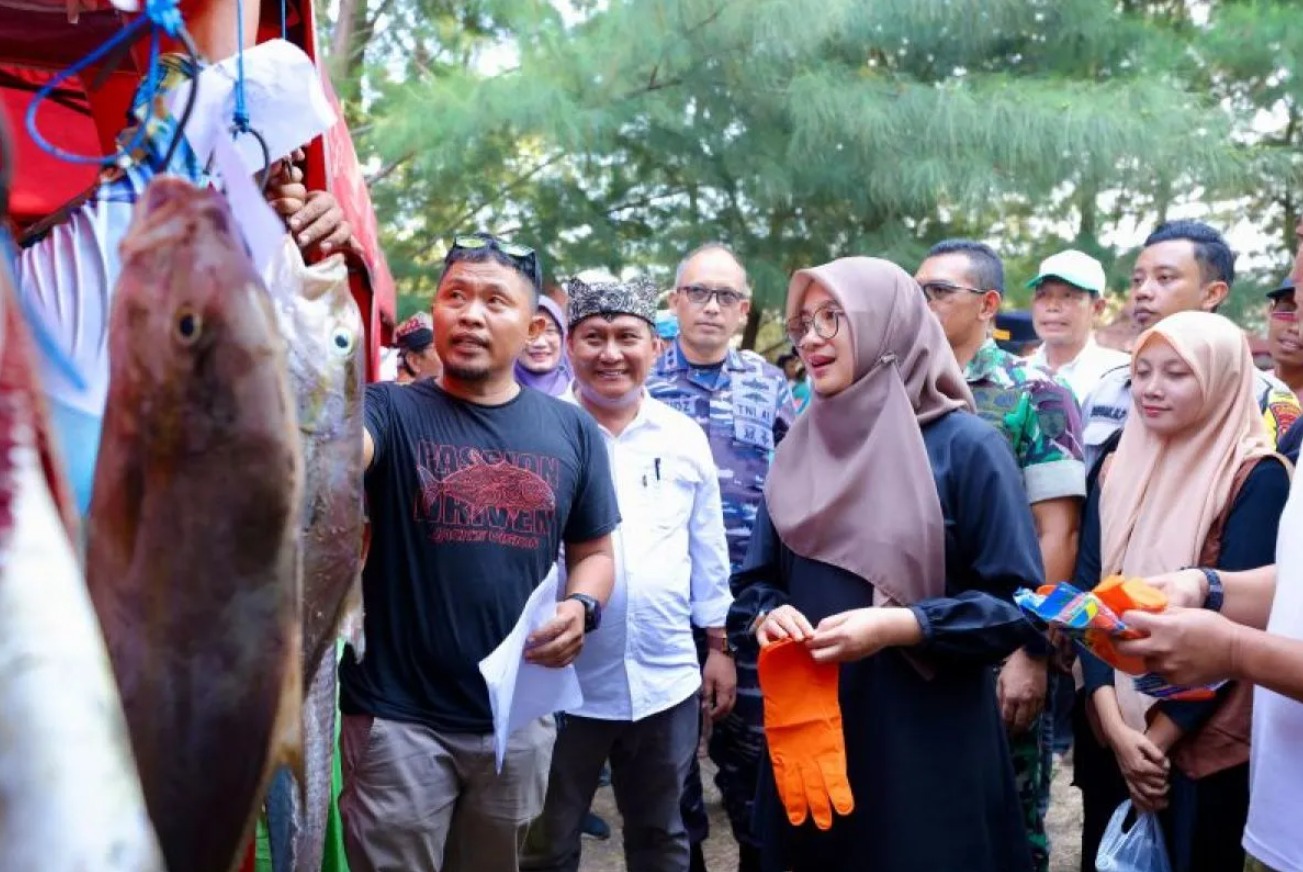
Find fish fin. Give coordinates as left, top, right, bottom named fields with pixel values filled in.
left=264, top=767, right=300, bottom=872
left=269, top=611, right=305, bottom=799
left=416, top=465, right=441, bottom=516
left=339, top=575, right=366, bottom=662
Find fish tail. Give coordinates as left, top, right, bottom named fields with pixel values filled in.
left=416, top=465, right=442, bottom=516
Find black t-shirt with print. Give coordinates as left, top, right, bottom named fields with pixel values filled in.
left=340, top=380, right=620, bottom=733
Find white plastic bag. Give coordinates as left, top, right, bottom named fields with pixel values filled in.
left=1096, top=800, right=1173, bottom=872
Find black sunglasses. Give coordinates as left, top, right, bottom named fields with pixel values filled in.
left=446, top=233, right=543, bottom=292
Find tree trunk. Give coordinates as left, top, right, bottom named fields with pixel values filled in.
left=740, top=307, right=762, bottom=351
left=328, top=0, right=372, bottom=93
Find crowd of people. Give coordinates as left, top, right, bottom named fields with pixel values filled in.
left=342, top=219, right=1303, bottom=872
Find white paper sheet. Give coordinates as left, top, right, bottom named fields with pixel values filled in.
left=478, top=568, right=584, bottom=773
left=169, top=39, right=338, bottom=172
left=210, top=135, right=285, bottom=275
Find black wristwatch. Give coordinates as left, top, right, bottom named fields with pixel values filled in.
left=565, top=593, right=602, bottom=633
left=1197, top=568, right=1225, bottom=613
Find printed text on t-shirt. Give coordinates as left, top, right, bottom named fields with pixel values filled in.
left=413, top=444, right=559, bottom=548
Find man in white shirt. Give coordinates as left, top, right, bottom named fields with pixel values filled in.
left=1023, top=249, right=1129, bottom=403
left=522, top=276, right=736, bottom=872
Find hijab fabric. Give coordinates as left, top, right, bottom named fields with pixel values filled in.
left=514, top=296, right=572, bottom=397
left=765, top=257, right=973, bottom=608
left=1101, top=311, right=1277, bottom=727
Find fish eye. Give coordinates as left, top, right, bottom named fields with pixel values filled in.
left=175, top=308, right=202, bottom=345
left=330, top=326, right=356, bottom=356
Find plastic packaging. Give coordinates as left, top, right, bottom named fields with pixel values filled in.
left=1096, top=800, right=1172, bottom=872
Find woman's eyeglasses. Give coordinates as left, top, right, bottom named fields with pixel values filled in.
left=785, top=304, right=846, bottom=346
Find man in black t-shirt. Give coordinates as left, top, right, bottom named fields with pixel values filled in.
left=338, top=233, right=620, bottom=872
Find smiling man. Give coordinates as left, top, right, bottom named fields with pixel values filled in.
left=1080, top=221, right=1300, bottom=470
left=339, top=233, right=620, bottom=872
left=523, top=276, right=734, bottom=872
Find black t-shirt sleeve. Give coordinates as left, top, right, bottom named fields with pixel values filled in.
left=364, top=382, right=395, bottom=471
left=562, top=411, right=621, bottom=543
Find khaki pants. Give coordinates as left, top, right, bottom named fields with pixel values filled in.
left=339, top=713, right=555, bottom=872
left=1245, top=857, right=1281, bottom=872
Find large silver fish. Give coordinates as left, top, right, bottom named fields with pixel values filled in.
left=264, top=235, right=365, bottom=872
left=0, top=250, right=164, bottom=871
left=86, top=176, right=303, bottom=872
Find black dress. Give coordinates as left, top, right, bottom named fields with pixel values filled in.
left=727, top=410, right=1043, bottom=872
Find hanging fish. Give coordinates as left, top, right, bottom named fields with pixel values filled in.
left=86, top=176, right=303, bottom=872
left=0, top=244, right=164, bottom=872
left=263, top=235, right=365, bottom=872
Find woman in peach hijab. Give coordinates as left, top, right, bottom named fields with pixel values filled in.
left=727, top=257, right=1044, bottom=872
left=1077, top=312, right=1291, bottom=872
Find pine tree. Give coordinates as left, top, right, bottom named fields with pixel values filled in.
left=336, top=0, right=1274, bottom=335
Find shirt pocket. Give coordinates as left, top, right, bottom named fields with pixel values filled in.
left=637, top=458, right=699, bottom=529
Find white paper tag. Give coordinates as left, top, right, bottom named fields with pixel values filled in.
left=212, top=135, right=286, bottom=277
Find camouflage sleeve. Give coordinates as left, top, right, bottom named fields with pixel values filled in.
left=773, top=379, right=798, bottom=446
left=1017, top=378, right=1087, bottom=504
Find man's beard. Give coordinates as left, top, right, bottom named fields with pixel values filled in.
left=443, top=362, right=492, bottom=382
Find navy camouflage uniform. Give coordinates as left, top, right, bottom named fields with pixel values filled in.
left=648, top=341, right=797, bottom=853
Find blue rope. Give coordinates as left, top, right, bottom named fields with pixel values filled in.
left=281, top=0, right=289, bottom=41
left=24, top=0, right=187, bottom=167
left=232, top=0, right=250, bottom=131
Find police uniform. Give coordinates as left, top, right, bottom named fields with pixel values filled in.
left=1082, top=364, right=1300, bottom=471
left=648, top=342, right=797, bottom=855
left=966, top=338, right=1086, bottom=872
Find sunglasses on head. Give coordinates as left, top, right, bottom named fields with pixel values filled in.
left=447, top=233, right=542, bottom=291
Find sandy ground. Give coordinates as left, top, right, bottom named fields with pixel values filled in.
left=579, top=752, right=1085, bottom=872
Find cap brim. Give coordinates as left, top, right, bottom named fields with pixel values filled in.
left=1026, top=272, right=1101, bottom=294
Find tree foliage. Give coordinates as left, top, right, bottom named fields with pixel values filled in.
left=324, top=0, right=1302, bottom=336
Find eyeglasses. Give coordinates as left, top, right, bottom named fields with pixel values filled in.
left=447, top=233, right=542, bottom=290
left=1271, top=297, right=1298, bottom=322
left=785, top=304, right=846, bottom=346
left=919, top=281, right=986, bottom=302
left=677, top=284, right=747, bottom=309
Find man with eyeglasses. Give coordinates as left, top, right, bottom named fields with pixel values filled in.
left=915, top=239, right=1086, bottom=872
left=648, top=243, right=796, bottom=872
left=338, top=232, right=621, bottom=872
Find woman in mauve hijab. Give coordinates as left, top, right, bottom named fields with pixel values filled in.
left=726, top=257, right=1041, bottom=872
left=514, top=296, right=572, bottom=397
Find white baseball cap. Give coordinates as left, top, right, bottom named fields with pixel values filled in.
left=1027, top=250, right=1106, bottom=295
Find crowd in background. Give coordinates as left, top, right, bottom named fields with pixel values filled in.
left=348, top=219, right=1303, bottom=872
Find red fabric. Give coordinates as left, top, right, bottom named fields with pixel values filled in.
left=2, top=70, right=99, bottom=223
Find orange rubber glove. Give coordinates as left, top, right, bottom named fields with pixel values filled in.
left=1090, top=575, right=1168, bottom=674
left=757, top=638, right=855, bottom=830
